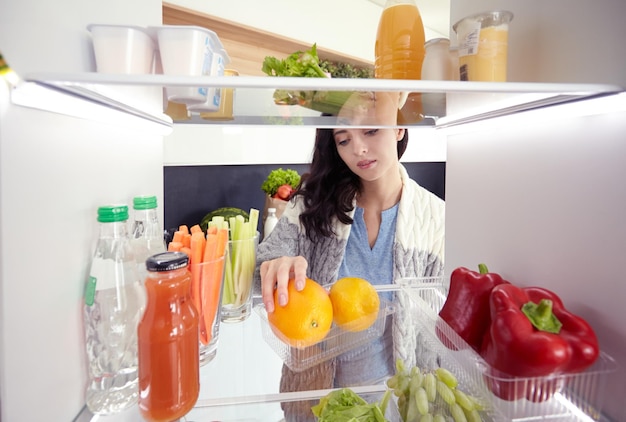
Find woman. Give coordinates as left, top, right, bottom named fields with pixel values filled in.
left=255, top=92, right=445, bottom=420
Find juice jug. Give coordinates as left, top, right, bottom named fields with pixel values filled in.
left=138, top=251, right=200, bottom=422
left=374, top=0, right=426, bottom=123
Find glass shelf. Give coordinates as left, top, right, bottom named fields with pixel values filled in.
left=14, top=73, right=623, bottom=130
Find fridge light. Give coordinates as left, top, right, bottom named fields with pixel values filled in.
left=10, top=81, right=173, bottom=136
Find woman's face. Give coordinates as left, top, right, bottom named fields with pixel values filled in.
left=332, top=92, right=404, bottom=183
left=332, top=127, right=404, bottom=183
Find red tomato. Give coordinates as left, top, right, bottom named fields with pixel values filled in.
left=276, top=184, right=293, bottom=200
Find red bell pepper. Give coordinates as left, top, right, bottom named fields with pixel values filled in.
left=480, top=283, right=600, bottom=402
left=438, top=264, right=509, bottom=351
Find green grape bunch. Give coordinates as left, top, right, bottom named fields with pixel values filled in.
left=386, top=359, right=485, bottom=422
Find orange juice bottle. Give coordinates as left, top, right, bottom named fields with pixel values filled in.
left=375, top=0, right=426, bottom=123
left=138, top=251, right=200, bottom=422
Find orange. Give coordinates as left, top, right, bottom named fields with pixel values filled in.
left=267, top=278, right=333, bottom=349
left=329, top=277, right=380, bottom=332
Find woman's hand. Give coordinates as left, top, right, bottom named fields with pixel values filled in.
left=260, top=256, right=308, bottom=313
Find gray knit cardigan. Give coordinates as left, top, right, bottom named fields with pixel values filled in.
left=254, top=164, right=445, bottom=417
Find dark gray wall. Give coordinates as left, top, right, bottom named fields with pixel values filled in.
left=163, top=162, right=446, bottom=231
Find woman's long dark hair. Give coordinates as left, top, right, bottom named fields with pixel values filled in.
left=295, top=127, right=409, bottom=241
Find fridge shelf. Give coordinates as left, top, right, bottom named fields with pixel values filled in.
left=399, top=278, right=618, bottom=422
left=12, top=72, right=624, bottom=129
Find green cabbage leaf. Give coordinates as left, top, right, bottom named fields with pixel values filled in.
left=311, top=388, right=391, bottom=422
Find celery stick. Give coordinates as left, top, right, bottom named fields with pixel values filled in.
left=228, top=217, right=237, bottom=240
left=223, top=254, right=235, bottom=304
left=249, top=208, right=259, bottom=234
left=211, top=216, right=225, bottom=228
left=222, top=212, right=259, bottom=307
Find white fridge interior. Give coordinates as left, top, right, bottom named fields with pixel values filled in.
left=0, top=0, right=163, bottom=421
left=443, top=93, right=626, bottom=421
left=1, top=0, right=626, bottom=421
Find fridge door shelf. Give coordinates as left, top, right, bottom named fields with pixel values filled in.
left=12, top=72, right=624, bottom=128
left=399, top=278, right=618, bottom=422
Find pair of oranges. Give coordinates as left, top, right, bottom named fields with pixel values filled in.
left=267, top=276, right=380, bottom=348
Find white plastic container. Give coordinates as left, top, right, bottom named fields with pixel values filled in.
left=187, top=46, right=231, bottom=113
left=422, top=38, right=455, bottom=81
left=87, top=24, right=155, bottom=74
left=153, top=25, right=222, bottom=105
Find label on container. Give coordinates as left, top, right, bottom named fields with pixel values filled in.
left=85, top=276, right=97, bottom=306
left=457, top=21, right=481, bottom=57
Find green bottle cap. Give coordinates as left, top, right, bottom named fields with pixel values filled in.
left=133, top=195, right=158, bottom=210
left=97, top=205, right=129, bottom=222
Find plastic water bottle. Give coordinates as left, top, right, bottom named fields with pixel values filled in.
left=83, top=205, right=146, bottom=415
left=264, top=207, right=278, bottom=240
left=130, top=195, right=166, bottom=281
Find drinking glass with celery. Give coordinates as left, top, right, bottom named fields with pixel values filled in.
left=206, top=208, right=259, bottom=323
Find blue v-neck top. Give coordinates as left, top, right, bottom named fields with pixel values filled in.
left=335, top=204, right=398, bottom=388
left=337, top=204, right=398, bottom=291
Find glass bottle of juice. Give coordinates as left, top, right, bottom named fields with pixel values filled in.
left=83, top=205, right=146, bottom=414
left=374, top=0, right=426, bottom=123
left=131, top=195, right=166, bottom=281
left=138, top=251, right=200, bottom=422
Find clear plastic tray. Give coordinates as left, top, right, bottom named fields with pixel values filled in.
left=399, top=277, right=618, bottom=422
left=255, top=297, right=394, bottom=372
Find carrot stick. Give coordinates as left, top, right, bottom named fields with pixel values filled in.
left=190, top=231, right=206, bottom=266
left=198, top=229, right=229, bottom=345
left=168, top=241, right=183, bottom=252
left=178, top=225, right=189, bottom=235
left=172, top=230, right=185, bottom=244
left=216, top=227, right=228, bottom=258
left=182, top=233, right=191, bottom=248
left=190, top=232, right=206, bottom=320
left=200, top=256, right=225, bottom=345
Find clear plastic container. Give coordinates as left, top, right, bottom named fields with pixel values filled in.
left=453, top=10, right=514, bottom=82
left=83, top=205, right=146, bottom=414
left=399, top=277, right=618, bottom=421
left=255, top=296, right=395, bottom=372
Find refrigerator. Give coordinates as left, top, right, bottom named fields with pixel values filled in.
left=1, top=0, right=625, bottom=421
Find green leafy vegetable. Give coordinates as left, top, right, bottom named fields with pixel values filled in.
left=261, top=168, right=301, bottom=197
left=262, top=43, right=327, bottom=78
left=311, top=388, right=391, bottom=422
left=320, top=60, right=374, bottom=79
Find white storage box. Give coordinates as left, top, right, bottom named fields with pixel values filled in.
left=153, top=25, right=224, bottom=105
left=188, top=47, right=230, bottom=113
left=88, top=24, right=155, bottom=74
